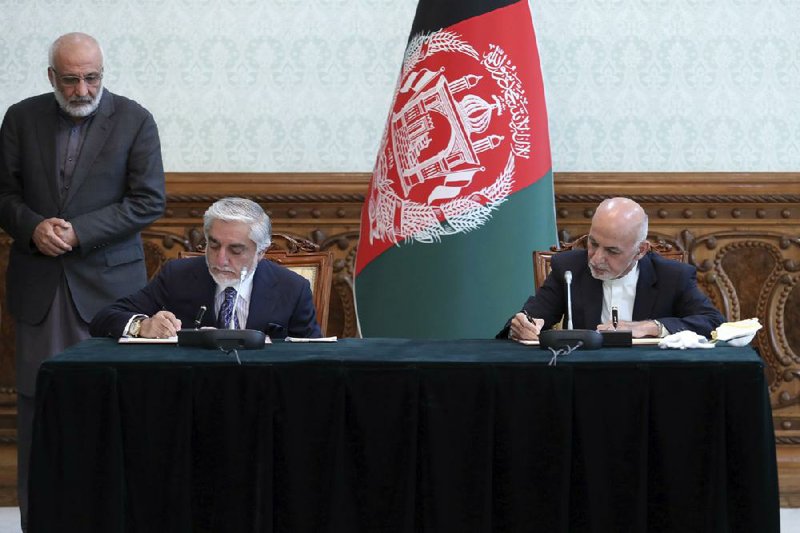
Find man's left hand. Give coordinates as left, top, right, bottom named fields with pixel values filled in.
left=597, top=320, right=661, bottom=338
left=54, top=222, right=79, bottom=248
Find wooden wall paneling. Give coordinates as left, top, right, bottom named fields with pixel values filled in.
left=0, top=234, right=16, bottom=414
left=0, top=171, right=798, bottom=503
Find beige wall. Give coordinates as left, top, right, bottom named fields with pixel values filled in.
left=0, top=1, right=798, bottom=172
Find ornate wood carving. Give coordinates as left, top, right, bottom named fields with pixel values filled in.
left=1, top=172, right=798, bottom=444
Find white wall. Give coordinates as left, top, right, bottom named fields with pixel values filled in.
left=1, top=0, right=797, bottom=172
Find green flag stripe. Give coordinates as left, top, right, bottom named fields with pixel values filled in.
left=355, top=171, right=556, bottom=339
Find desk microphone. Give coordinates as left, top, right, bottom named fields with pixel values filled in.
left=229, top=267, right=248, bottom=330
left=194, top=305, right=207, bottom=329
left=565, top=270, right=574, bottom=330
left=178, top=267, right=264, bottom=359
left=539, top=268, right=602, bottom=354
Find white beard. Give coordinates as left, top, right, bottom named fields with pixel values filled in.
left=207, top=255, right=260, bottom=288
left=54, top=86, right=103, bottom=117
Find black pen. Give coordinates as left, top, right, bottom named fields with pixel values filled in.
left=612, top=306, right=619, bottom=330
left=523, top=310, right=535, bottom=323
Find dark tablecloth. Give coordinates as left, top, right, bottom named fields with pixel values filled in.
left=29, top=338, right=779, bottom=532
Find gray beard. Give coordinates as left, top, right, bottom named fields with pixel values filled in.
left=54, top=86, right=103, bottom=117
left=206, top=255, right=260, bottom=288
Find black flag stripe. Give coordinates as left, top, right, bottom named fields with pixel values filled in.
left=409, top=0, right=520, bottom=36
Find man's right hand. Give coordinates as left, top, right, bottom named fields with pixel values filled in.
left=140, top=311, right=182, bottom=339
left=509, top=312, right=544, bottom=342
left=32, top=218, right=73, bottom=256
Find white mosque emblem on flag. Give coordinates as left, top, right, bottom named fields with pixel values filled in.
left=367, top=29, right=532, bottom=246
left=391, top=74, right=501, bottom=201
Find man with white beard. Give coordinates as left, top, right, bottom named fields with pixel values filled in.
left=0, top=32, right=165, bottom=530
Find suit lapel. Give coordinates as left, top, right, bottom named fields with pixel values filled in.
left=63, top=89, right=114, bottom=207
left=35, top=102, right=60, bottom=208
left=245, top=260, right=277, bottom=329
left=581, top=269, right=604, bottom=329
left=633, top=254, right=657, bottom=320
left=198, top=267, right=218, bottom=328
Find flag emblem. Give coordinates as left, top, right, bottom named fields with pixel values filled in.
left=355, top=0, right=556, bottom=339
left=367, top=28, right=533, bottom=250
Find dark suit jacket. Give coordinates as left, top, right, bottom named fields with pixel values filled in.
left=498, top=250, right=725, bottom=339
left=0, top=89, right=165, bottom=394
left=0, top=89, right=165, bottom=324
left=89, top=256, right=322, bottom=339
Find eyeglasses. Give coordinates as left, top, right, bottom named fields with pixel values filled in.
left=50, top=68, right=103, bottom=87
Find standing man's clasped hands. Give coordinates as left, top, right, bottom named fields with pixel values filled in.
left=32, top=218, right=75, bottom=256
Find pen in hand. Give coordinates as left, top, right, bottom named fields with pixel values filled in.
left=522, top=310, right=543, bottom=335
left=612, top=306, right=619, bottom=330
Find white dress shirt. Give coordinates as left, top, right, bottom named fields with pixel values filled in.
left=600, top=262, right=639, bottom=325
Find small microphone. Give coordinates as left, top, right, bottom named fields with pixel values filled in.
left=194, top=305, right=207, bottom=329
left=538, top=268, right=602, bottom=352
left=564, top=270, right=574, bottom=330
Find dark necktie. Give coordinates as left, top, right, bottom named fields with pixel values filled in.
left=217, top=287, right=240, bottom=329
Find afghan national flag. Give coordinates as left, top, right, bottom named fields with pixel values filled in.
left=355, top=0, right=557, bottom=338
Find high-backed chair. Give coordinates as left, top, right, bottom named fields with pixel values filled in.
left=533, top=234, right=688, bottom=290
left=178, top=233, right=333, bottom=335
left=262, top=249, right=333, bottom=334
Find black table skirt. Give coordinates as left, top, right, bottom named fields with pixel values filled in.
left=29, top=338, right=779, bottom=533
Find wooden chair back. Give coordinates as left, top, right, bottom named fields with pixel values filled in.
left=263, top=249, right=333, bottom=334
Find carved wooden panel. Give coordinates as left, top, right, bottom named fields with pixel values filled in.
left=687, top=232, right=800, bottom=404
left=0, top=234, right=15, bottom=408
left=1, top=172, right=798, bottom=444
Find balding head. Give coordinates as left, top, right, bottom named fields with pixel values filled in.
left=593, top=197, right=648, bottom=244
left=586, top=197, right=650, bottom=280
left=49, top=32, right=104, bottom=70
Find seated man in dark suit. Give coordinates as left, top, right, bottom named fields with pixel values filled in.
left=90, top=197, right=321, bottom=339
left=499, top=197, right=725, bottom=342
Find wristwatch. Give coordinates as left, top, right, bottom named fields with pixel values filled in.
left=128, top=316, right=145, bottom=338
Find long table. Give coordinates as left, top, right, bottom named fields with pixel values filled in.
left=29, top=338, right=779, bottom=532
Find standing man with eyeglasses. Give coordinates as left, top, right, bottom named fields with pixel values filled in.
left=0, top=32, right=165, bottom=531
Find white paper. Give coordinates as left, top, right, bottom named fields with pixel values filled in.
left=284, top=336, right=338, bottom=343
left=118, top=336, right=178, bottom=344
left=519, top=337, right=662, bottom=347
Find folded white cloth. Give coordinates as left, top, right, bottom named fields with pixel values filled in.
left=712, top=318, right=762, bottom=347
left=658, top=330, right=715, bottom=350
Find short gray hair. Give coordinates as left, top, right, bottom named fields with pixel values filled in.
left=203, top=197, right=272, bottom=252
